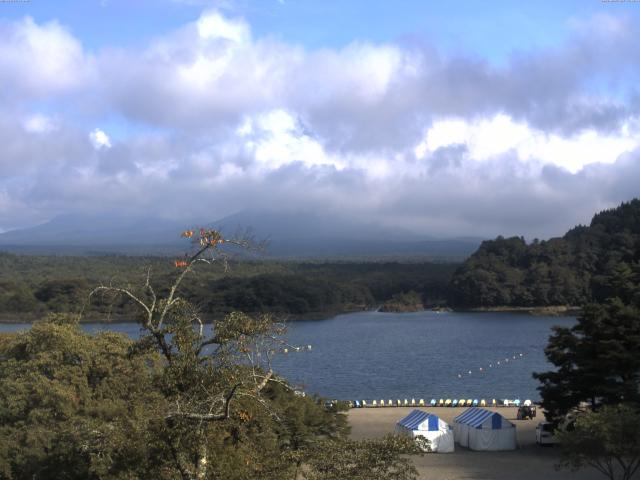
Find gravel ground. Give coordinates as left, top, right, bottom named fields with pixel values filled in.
left=348, top=406, right=603, bottom=480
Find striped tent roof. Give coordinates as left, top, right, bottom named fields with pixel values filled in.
left=397, top=409, right=440, bottom=431
left=454, top=407, right=513, bottom=429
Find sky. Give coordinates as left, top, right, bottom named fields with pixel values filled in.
left=1, top=0, right=640, bottom=238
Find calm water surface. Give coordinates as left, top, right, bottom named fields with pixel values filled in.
left=2, top=311, right=574, bottom=402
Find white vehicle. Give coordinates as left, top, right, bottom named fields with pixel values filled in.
left=535, top=421, right=559, bottom=446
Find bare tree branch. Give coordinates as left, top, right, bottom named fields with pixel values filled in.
left=166, top=383, right=242, bottom=423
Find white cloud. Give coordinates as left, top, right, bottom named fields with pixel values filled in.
left=23, top=114, right=56, bottom=134
left=417, top=114, right=639, bottom=173
left=196, top=10, right=250, bottom=43
left=0, top=17, right=92, bottom=99
left=241, top=110, right=344, bottom=170
left=305, top=43, right=404, bottom=102
left=89, top=128, right=112, bottom=149
left=95, top=9, right=640, bottom=156
left=1, top=11, right=640, bottom=238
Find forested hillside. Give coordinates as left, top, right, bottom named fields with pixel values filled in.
left=0, top=254, right=457, bottom=321
left=450, top=199, right=640, bottom=307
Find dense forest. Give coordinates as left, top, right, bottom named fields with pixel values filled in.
left=4, top=199, right=640, bottom=319
left=0, top=254, right=457, bottom=321
left=450, top=199, right=640, bottom=307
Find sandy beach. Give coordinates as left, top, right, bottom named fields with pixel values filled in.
left=348, top=406, right=602, bottom=480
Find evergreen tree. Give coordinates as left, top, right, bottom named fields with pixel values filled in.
left=534, top=259, right=640, bottom=421
left=534, top=299, right=640, bottom=421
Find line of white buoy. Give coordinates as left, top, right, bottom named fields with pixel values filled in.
left=276, top=345, right=313, bottom=354
left=456, top=352, right=526, bottom=378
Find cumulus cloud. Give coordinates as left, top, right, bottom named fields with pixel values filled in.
left=0, top=17, right=92, bottom=100
left=0, top=10, right=640, bottom=238
left=415, top=114, right=638, bottom=173
left=89, top=128, right=112, bottom=150
left=93, top=11, right=640, bottom=149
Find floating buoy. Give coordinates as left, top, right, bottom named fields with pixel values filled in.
left=308, top=345, right=312, bottom=350
left=455, top=350, right=530, bottom=381
left=283, top=348, right=288, bottom=354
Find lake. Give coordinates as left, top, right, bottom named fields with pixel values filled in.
left=0, top=310, right=573, bottom=402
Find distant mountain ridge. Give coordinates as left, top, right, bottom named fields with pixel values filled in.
left=0, top=214, right=189, bottom=255
left=450, top=199, right=640, bottom=307
left=0, top=210, right=482, bottom=259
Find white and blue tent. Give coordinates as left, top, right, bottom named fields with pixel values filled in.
left=395, top=410, right=454, bottom=453
left=454, top=408, right=516, bottom=451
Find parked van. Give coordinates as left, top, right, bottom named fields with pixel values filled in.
left=535, top=421, right=558, bottom=445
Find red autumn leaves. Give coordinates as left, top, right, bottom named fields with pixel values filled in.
left=175, top=228, right=225, bottom=267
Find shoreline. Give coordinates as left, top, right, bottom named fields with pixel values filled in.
left=0, top=304, right=580, bottom=324
left=457, top=305, right=581, bottom=317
